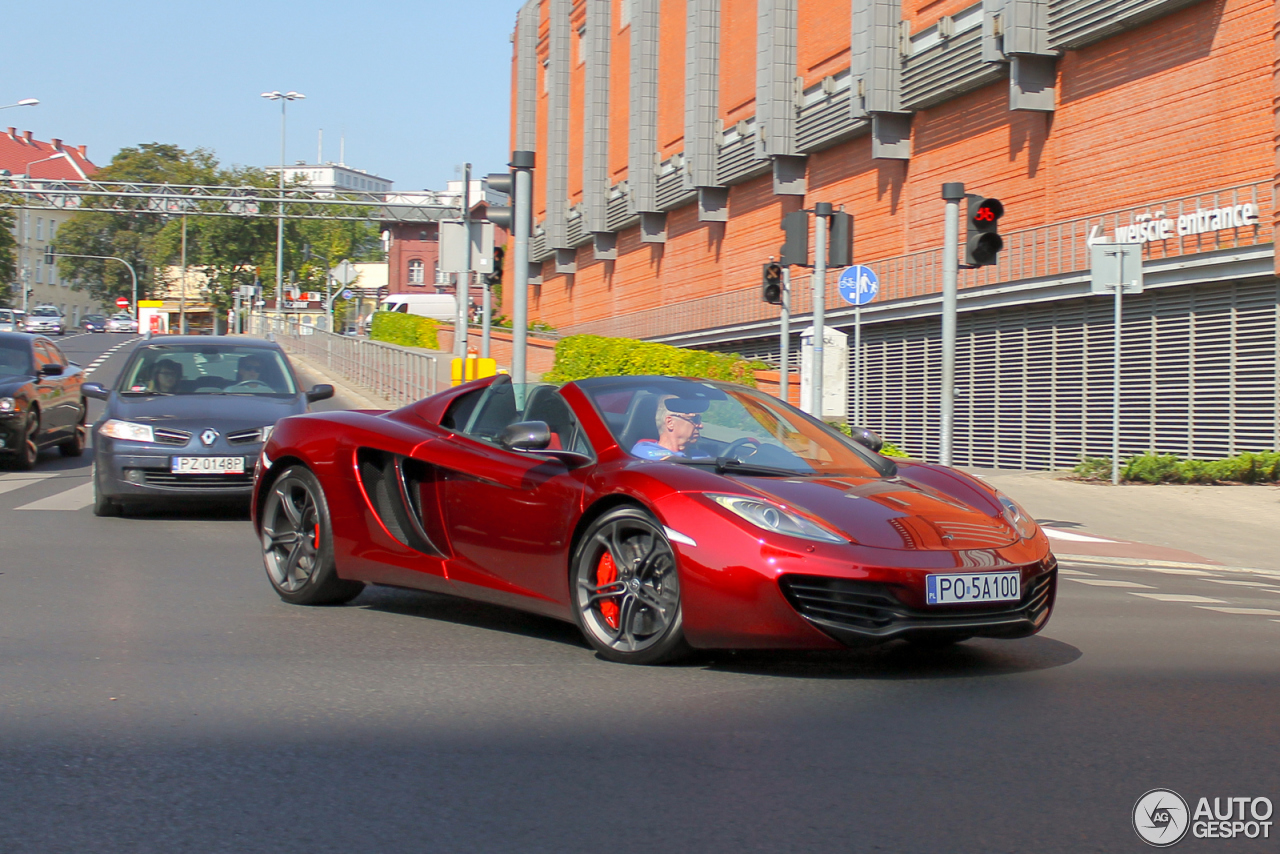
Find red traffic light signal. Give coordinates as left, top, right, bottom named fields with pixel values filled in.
left=762, top=263, right=783, bottom=304
left=965, top=196, right=1004, bottom=267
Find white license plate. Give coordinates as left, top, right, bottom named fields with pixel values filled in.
left=171, top=456, right=245, bottom=474
left=926, top=571, right=1021, bottom=605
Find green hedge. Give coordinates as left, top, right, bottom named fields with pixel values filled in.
left=369, top=311, right=439, bottom=350
left=830, top=422, right=908, bottom=457
left=1074, top=451, right=1280, bottom=484
left=543, top=334, right=763, bottom=386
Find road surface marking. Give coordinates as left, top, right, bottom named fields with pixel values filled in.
left=1067, top=578, right=1155, bottom=588
left=0, top=472, right=59, bottom=496
left=1057, top=568, right=1095, bottom=576
left=1198, top=578, right=1275, bottom=588
left=1196, top=606, right=1280, bottom=616
left=15, top=482, right=95, bottom=511
left=1131, top=567, right=1222, bottom=576
left=1130, top=593, right=1226, bottom=603
left=1042, top=528, right=1118, bottom=543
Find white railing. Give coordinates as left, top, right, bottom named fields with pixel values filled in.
left=249, top=316, right=439, bottom=406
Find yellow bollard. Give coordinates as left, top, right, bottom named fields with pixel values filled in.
left=451, top=355, right=498, bottom=386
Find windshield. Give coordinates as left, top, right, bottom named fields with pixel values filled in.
left=117, top=344, right=298, bottom=396
left=0, top=310, right=13, bottom=322
left=0, top=338, right=33, bottom=377
left=580, top=377, right=885, bottom=478
left=31, top=307, right=60, bottom=317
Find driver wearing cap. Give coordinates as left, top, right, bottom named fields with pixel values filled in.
left=631, top=395, right=709, bottom=460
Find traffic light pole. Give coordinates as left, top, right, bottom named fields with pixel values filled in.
left=510, top=150, right=535, bottom=384
left=780, top=267, right=791, bottom=404
left=456, top=162, right=472, bottom=360
left=810, top=202, right=831, bottom=418
left=940, top=182, right=965, bottom=467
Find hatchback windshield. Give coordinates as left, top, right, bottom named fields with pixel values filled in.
left=31, top=307, right=60, bottom=317
left=117, top=345, right=298, bottom=396
left=580, top=377, right=884, bottom=478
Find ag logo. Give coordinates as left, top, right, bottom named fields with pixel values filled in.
left=1134, top=789, right=1190, bottom=847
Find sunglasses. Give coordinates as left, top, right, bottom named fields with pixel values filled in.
left=670, top=412, right=702, bottom=426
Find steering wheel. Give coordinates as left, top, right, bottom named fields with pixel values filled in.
left=226, top=380, right=272, bottom=392
left=721, top=437, right=761, bottom=462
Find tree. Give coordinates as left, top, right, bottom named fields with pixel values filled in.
left=0, top=208, right=16, bottom=308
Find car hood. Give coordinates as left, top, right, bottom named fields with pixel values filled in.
left=0, top=375, right=35, bottom=394
left=734, top=473, right=1018, bottom=551
left=107, top=394, right=306, bottom=432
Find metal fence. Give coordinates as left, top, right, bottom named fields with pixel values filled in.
left=558, top=180, right=1274, bottom=341
left=249, top=316, right=439, bottom=406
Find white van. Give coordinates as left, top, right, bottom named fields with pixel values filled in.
left=379, top=294, right=457, bottom=321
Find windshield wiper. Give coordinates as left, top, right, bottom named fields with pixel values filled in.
left=675, top=457, right=810, bottom=477
left=120, top=391, right=172, bottom=396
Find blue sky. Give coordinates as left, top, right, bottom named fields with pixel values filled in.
left=8, top=0, right=524, bottom=190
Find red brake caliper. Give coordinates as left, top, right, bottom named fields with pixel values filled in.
left=597, top=551, right=620, bottom=629
left=313, top=524, right=321, bottom=549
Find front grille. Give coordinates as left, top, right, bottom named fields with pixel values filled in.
left=780, top=565, right=1057, bottom=643
left=226, top=428, right=264, bottom=445
left=141, top=471, right=254, bottom=489
left=153, top=428, right=192, bottom=446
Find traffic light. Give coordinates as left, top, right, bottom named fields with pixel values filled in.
left=762, top=263, right=783, bottom=304
left=484, top=246, right=505, bottom=286
left=965, top=195, right=1004, bottom=267
left=780, top=211, right=809, bottom=266
left=828, top=212, right=852, bottom=267
left=485, top=172, right=513, bottom=230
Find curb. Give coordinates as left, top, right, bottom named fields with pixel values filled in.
left=1057, top=553, right=1280, bottom=578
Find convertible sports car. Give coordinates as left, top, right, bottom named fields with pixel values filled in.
left=252, top=374, right=1057, bottom=664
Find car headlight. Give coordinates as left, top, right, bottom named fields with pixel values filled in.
left=260, top=425, right=274, bottom=444
left=708, top=493, right=847, bottom=544
left=997, top=492, right=1039, bottom=539
left=99, top=419, right=155, bottom=443
left=0, top=397, right=15, bottom=413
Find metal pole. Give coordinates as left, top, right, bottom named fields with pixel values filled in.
left=1112, top=280, right=1123, bottom=486
left=853, top=301, right=862, bottom=426
left=20, top=208, right=29, bottom=315
left=179, top=214, right=188, bottom=334
left=940, top=182, right=965, bottom=467
left=276, top=97, right=286, bottom=327
left=779, top=266, right=791, bottom=405
left=510, top=150, right=535, bottom=384
left=811, top=202, right=831, bottom=417
left=481, top=281, right=492, bottom=359
left=456, top=162, right=472, bottom=359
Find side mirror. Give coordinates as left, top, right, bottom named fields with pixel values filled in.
left=305, top=384, right=335, bottom=403
left=847, top=426, right=884, bottom=453
left=498, top=420, right=552, bottom=452
left=82, top=382, right=109, bottom=400
left=39, top=363, right=63, bottom=377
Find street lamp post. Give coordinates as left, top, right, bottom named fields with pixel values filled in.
left=260, top=90, right=305, bottom=330
left=18, top=151, right=69, bottom=315
left=0, top=98, right=39, bottom=111
left=53, top=253, right=138, bottom=327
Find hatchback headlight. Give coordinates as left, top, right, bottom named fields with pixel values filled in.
left=708, top=494, right=847, bottom=544
left=0, top=397, right=15, bottom=413
left=99, top=419, right=155, bottom=443
left=997, top=492, right=1039, bottom=539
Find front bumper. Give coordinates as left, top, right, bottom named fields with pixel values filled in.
left=0, top=412, right=26, bottom=455
left=95, top=436, right=260, bottom=501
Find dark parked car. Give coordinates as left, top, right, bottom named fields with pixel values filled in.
left=251, top=373, right=1057, bottom=665
left=0, top=331, right=87, bottom=469
left=84, top=336, right=333, bottom=516
left=81, top=314, right=109, bottom=333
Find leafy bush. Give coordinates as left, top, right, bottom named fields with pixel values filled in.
left=369, top=311, right=439, bottom=350
left=830, top=422, right=908, bottom=457
left=544, top=334, right=761, bottom=386
left=1072, top=451, right=1280, bottom=484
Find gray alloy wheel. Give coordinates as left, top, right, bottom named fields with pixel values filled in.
left=260, top=465, right=364, bottom=606
left=572, top=506, right=690, bottom=665
left=13, top=412, right=39, bottom=471
left=92, top=476, right=120, bottom=517
left=59, top=404, right=87, bottom=457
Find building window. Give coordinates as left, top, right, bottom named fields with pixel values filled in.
left=36, top=218, right=43, bottom=240
left=408, top=259, right=425, bottom=285
left=35, top=261, right=42, bottom=283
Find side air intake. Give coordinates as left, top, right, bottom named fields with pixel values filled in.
left=356, top=448, right=444, bottom=556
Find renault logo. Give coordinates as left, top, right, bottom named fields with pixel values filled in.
left=200, top=429, right=219, bottom=446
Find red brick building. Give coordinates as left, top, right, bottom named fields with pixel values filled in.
left=506, top=0, right=1278, bottom=468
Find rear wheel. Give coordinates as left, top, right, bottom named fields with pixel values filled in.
left=572, top=506, right=689, bottom=665
left=59, top=404, right=86, bottom=457
left=260, top=465, right=364, bottom=605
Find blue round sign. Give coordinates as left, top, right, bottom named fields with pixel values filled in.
left=838, top=265, right=879, bottom=306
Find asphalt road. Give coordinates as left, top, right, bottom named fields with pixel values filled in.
left=2, top=332, right=1277, bottom=853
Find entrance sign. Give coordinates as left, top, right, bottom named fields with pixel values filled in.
left=837, top=265, right=879, bottom=306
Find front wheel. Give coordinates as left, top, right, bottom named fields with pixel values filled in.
left=93, top=477, right=120, bottom=517
left=12, top=413, right=39, bottom=471
left=572, top=506, right=690, bottom=665
left=59, top=405, right=87, bottom=457
left=260, top=465, right=364, bottom=605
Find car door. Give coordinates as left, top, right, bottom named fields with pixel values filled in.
left=30, top=341, right=66, bottom=437
left=420, top=380, right=593, bottom=613
left=45, top=341, right=83, bottom=432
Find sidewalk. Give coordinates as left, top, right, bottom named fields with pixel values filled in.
left=970, top=468, right=1280, bottom=572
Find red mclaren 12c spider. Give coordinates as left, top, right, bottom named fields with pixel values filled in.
left=251, top=374, right=1057, bottom=665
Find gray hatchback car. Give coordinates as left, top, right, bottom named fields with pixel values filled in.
left=84, top=336, right=332, bottom=515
